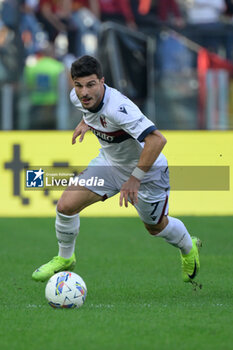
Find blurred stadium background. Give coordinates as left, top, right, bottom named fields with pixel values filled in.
left=1, top=2, right=233, bottom=350
left=0, top=0, right=233, bottom=216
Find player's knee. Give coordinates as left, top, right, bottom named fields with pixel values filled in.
left=144, top=216, right=168, bottom=236
left=57, top=198, right=76, bottom=216
left=145, top=223, right=163, bottom=236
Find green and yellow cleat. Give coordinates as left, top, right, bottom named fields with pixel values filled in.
left=181, top=237, right=202, bottom=286
left=32, top=254, right=76, bottom=282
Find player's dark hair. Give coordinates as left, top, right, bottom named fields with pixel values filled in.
left=71, top=55, right=103, bottom=80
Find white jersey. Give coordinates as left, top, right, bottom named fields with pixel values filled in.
left=70, top=84, right=167, bottom=182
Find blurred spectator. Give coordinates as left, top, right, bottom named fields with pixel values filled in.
left=1, top=0, right=19, bottom=29
left=24, top=42, right=65, bottom=128
left=185, top=0, right=226, bottom=54
left=225, top=0, right=233, bottom=15
left=224, top=0, right=233, bottom=59
left=131, top=0, right=184, bottom=29
left=156, top=32, right=193, bottom=75
left=70, top=0, right=101, bottom=57
left=72, top=0, right=100, bottom=17
left=156, top=0, right=184, bottom=27
left=130, top=1, right=187, bottom=75
left=98, top=0, right=137, bottom=29
left=138, top=0, right=151, bottom=15
left=1, top=0, right=42, bottom=57
left=36, top=0, right=78, bottom=56
left=20, top=0, right=43, bottom=56
left=0, top=18, right=23, bottom=82
left=0, top=1, right=24, bottom=79
left=186, top=0, right=225, bottom=24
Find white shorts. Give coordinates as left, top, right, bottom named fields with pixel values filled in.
left=78, top=152, right=170, bottom=225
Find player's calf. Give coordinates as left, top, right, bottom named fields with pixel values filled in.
left=144, top=216, right=201, bottom=284
left=146, top=216, right=193, bottom=255
left=55, top=209, right=80, bottom=259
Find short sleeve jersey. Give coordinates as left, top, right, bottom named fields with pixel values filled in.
left=70, top=84, right=166, bottom=177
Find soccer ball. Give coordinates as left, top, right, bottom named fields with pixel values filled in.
left=45, top=271, right=87, bottom=309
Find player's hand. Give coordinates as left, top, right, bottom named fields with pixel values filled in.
left=72, top=120, right=90, bottom=144
left=119, top=176, right=140, bottom=208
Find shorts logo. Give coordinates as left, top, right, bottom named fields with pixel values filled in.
left=26, top=168, right=44, bottom=187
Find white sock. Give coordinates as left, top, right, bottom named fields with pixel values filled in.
left=55, top=210, right=80, bottom=259
left=157, top=216, right=192, bottom=254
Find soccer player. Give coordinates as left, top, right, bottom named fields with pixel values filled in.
left=32, top=55, right=201, bottom=286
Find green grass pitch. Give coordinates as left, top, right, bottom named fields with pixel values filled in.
left=0, top=216, right=232, bottom=350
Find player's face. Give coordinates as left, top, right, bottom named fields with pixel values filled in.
left=73, top=74, right=105, bottom=110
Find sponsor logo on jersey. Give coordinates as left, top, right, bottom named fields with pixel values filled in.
left=91, top=128, right=114, bottom=142
left=128, top=116, right=145, bottom=131
left=89, top=126, right=133, bottom=143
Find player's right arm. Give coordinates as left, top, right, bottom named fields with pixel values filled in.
left=72, top=118, right=90, bottom=144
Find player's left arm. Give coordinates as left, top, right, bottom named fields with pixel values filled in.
left=119, top=130, right=167, bottom=207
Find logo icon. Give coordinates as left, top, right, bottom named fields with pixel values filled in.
left=26, top=168, right=44, bottom=188
left=188, top=260, right=197, bottom=279
left=118, top=105, right=128, bottom=114
left=100, top=116, right=107, bottom=128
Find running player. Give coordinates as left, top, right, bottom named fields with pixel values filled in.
left=32, top=55, right=201, bottom=286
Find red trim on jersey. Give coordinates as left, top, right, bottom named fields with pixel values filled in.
left=88, top=125, right=128, bottom=137
left=157, top=195, right=168, bottom=224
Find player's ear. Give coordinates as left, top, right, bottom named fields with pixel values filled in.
left=100, top=77, right=105, bottom=85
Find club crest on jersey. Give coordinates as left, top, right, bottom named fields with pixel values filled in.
left=100, top=116, right=107, bottom=128
left=118, top=105, right=128, bottom=115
